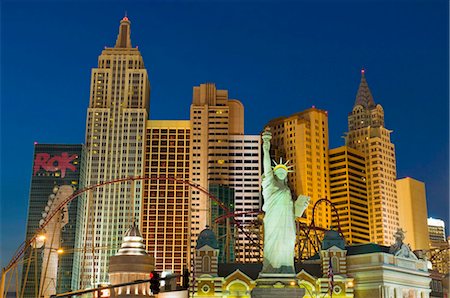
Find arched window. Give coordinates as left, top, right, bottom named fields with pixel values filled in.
left=202, top=255, right=210, bottom=272
left=331, top=256, right=340, bottom=274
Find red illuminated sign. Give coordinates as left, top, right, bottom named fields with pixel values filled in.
left=33, top=152, right=78, bottom=178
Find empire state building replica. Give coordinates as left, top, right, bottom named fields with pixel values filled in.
left=72, top=17, right=150, bottom=289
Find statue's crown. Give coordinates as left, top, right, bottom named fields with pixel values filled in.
left=272, top=158, right=294, bottom=172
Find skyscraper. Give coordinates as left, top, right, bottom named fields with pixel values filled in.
left=189, top=83, right=261, bottom=262
left=72, top=17, right=150, bottom=289
left=141, top=120, right=191, bottom=282
left=266, top=108, right=330, bottom=230
left=346, top=70, right=399, bottom=245
left=228, top=135, right=261, bottom=263
left=396, top=177, right=430, bottom=250
left=21, top=144, right=82, bottom=297
left=329, top=146, right=370, bottom=244
left=190, top=83, right=243, bottom=231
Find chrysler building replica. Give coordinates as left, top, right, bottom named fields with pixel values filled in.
left=346, top=70, right=399, bottom=245
left=72, top=17, right=150, bottom=289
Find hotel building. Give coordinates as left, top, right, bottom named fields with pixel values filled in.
left=141, top=120, right=191, bottom=282
left=190, top=83, right=261, bottom=262
left=328, top=146, right=370, bottom=244
left=72, top=17, right=150, bottom=288
left=21, top=143, right=82, bottom=297
left=346, top=70, right=399, bottom=245
left=428, top=218, right=447, bottom=245
left=229, top=135, right=261, bottom=262
left=427, top=218, right=449, bottom=275
left=396, top=177, right=430, bottom=250
left=266, top=108, right=330, bottom=230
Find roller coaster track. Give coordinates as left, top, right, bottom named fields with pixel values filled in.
left=4, top=175, right=262, bottom=282
left=3, top=176, right=344, bottom=297
left=297, top=198, right=344, bottom=259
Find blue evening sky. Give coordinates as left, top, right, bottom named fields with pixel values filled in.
left=1, top=0, right=448, bottom=268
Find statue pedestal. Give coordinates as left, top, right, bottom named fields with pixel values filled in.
left=251, top=274, right=305, bottom=298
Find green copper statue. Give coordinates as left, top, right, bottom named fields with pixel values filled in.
left=261, top=127, right=310, bottom=275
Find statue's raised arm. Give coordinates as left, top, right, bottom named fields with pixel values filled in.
left=262, top=127, right=273, bottom=179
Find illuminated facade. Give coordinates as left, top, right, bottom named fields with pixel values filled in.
left=193, top=229, right=431, bottom=298
left=190, top=83, right=243, bottom=231
left=229, top=135, right=261, bottom=263
left=73, top=17, right=150, bottom=289
left=329, top=146, right=370, bottom=244
left=428, top=218, right=446, bottom=245
left=396, top=177, right=430, bottom=250
left=21, top=144, right=82, bottom=297
left=109, top=223, right=155, bottom=297
left=427, top=218, right=449, bottom=275
left=266, top=108, right=330, bottom=230
left=346, top=70, right=398, bottom=245
left=141, top=120, right=191, bottom=282
left=190, top=83, right=261, bottom=262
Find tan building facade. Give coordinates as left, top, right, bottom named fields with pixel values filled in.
left=190, top=83, right=261, bottom=262
left=346, top=70, right=399, bottom=245
left=266, top=108, right=330, bottom=230
left=141, top=120, right=191, bottom=282
left=329, top=146, right=370, bottom=244
left=190, top=83, right=244, bottom=234
left=396, top=177, right=430, bottom=250
left=73, top=17, right=150, bottom=289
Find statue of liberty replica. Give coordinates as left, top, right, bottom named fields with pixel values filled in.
left=260, top=126, right=310, bottom=275
left=253, top=127, right=310, bottom=297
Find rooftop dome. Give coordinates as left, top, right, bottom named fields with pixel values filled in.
left=116, top=222, right=147, bottom=256
left=124, top=221, right=142, bottom=237
left=196, top=227, right=219, bottom=249
left=321, top=229, right=346, bottom=250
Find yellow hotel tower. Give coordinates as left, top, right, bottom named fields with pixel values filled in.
left=329, top=146, right=370, bottom=244
left=346, top=70, right=399, bottom=245
left=266, top=108, right=330, bottom=230
left=396, top=177, right=430, bottom=250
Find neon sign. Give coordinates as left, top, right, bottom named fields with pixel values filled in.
left=33, top=152, right=78, bottom=178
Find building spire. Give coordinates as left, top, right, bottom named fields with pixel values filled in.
left=354, top=68, right=376, bottom=109
left=115, top=15, right=132, bottom=48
